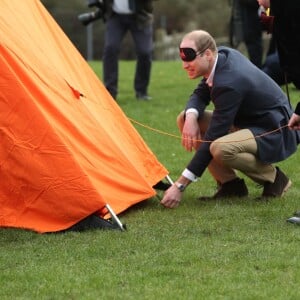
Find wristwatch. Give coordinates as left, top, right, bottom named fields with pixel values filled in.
left=175, top=182, right=186, bottom=192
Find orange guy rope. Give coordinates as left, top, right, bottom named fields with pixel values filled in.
left=128, top=117, right=290, bottom=144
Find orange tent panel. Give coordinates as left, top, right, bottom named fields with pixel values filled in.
left=0, top=0, right=168, bottom=233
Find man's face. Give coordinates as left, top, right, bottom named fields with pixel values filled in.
left=179, top=38, right=210, bottom=79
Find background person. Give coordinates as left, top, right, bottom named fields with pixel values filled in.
left=260, top=34, right=284, bottom=85
left=288, top=103, right=300, bottom=224
left=160, top=30, right=300, bottom=209
left=230, top=0, right=263, bottom=68
left=258, top=0, right=300, bottom=91
left=258, top=0, right=300, bottom=224
left=240, top=0, right=263, bottom=68
left=102, top=0, right=155, bottom=100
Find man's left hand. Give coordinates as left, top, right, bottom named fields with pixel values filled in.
left=160, top=184, right=182, bottom=208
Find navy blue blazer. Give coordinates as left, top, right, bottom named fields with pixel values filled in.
left=185, top=47, right=300, bottom=177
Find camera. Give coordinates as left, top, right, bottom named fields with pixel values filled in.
left=78, top=0, right=105, bottom=26
left=86, top=0, right=103, bottom=8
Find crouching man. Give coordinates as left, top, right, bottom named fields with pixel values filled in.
left=161, top=30, right=300, bottom=208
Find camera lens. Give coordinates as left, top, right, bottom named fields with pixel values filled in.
left=78, top=12, right=94, bottom=26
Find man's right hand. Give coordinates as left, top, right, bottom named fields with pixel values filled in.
left=182, top=112, right=201, bottom=151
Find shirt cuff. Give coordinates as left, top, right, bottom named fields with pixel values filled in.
left=185, top=108, right=199, bottom=118
left=182, top=169, right=198, bottom=182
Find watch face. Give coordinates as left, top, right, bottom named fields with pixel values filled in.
left=176, top=182, right=185, bottom=192
left=179, top=185, right=185, bottom=192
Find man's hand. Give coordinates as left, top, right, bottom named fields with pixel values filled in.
left=288, top=113, right=300, bottom=130
left=160, top=184, right=183, bottom=208
left=182, top=113, right=201, bottom=152
left=257, top=0, right=270, bottom=9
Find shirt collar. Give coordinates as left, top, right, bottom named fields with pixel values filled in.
left=206, top=54, right=218, bottom=87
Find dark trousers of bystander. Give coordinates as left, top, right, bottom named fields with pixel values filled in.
left=102, top=13, right=153, bottom=99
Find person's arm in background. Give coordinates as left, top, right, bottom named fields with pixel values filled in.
left=257, top=0, right=270, bottom=8
left=288, top=103, right=300, bottom=130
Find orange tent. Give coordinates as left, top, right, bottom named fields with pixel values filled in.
left=0, top=0, right=168, bottom=233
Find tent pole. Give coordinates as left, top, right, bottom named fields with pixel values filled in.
left=105, top=204, right=126, bottom=231
left=166, top=175, right=174, bottom=185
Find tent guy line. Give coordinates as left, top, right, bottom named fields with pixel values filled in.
left=128, top=117, right=290, bottom=143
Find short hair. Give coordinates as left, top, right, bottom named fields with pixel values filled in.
left=183, top=30, right=217, bottom=53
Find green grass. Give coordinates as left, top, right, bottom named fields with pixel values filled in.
left=1, top=60, right=300, bottom=299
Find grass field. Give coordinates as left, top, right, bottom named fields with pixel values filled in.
left=1, top=60, right=300, bottom=300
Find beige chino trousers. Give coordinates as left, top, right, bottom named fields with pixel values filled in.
left=177, top=110, right=276, bottom=184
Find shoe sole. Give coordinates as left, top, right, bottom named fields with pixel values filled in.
left=198, top=194, right=248, bottom=201
left=256, top=179, right=292, bottom=200
left=280, top=179, right=292, bottom=196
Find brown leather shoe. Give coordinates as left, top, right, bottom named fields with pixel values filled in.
left=261, top=167, right=291, bottom=198
left=199, top=178, right=248, bottom=201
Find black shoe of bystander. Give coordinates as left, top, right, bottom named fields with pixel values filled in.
left=136, top=93, right=152, bottom=101
left=287, top=216, right=300, bottom=225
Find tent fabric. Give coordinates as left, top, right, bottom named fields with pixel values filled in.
left=0, top=0, right=168, bottom=233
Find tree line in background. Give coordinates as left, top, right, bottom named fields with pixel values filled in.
left=41, top=0, right=232, bottom=60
